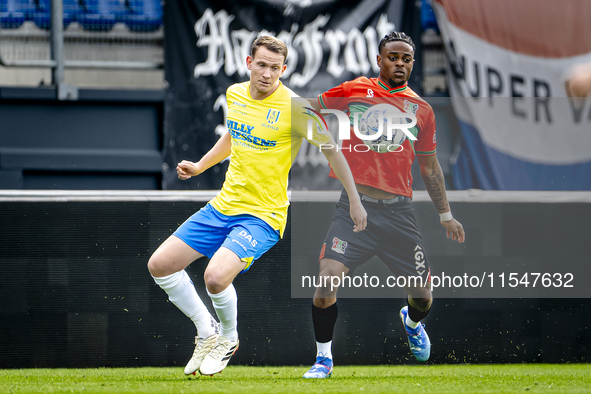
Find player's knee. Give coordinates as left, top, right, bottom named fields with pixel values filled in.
left=409, top=296, right=432, bottom=312
left=407, top=284, right=431, bottom=301
left=318, top=259, right=348, bottom=278
left=203, top=269, right=226, bottom=294
left=147, top=253, right=166, bottom=277
left=318, top=267, right=337, bottom=278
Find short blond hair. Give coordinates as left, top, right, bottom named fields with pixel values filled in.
left=250, top=36, right=288, bottom=63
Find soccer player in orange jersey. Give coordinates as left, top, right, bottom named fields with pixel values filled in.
left=303, top=32, right=465, bottom=378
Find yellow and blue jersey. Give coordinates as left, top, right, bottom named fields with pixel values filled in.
left=210, top=81, right=331, bottom=237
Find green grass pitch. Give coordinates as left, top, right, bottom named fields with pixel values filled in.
left=1, top=364, right=590, bottom=393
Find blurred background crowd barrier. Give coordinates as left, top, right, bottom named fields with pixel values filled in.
left=1, top=192, right=589, bottom=368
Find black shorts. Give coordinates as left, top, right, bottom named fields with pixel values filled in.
left=319, top=190, right=430, bottom=281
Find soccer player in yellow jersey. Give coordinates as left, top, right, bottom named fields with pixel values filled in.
left=147, top=36, right=367, bottom=376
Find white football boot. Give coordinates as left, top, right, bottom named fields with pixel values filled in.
left=199, top=336, right=240, bottom=375
left=184, top=322, right=220, bottom=375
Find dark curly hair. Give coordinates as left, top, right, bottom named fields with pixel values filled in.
left=378, top=31, right=415, bottom=54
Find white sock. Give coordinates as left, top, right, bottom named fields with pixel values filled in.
left=207, top=284, right=238, bottom=342
left=317, top=341, right=332, bottom=359
left=406, top=314, right=420, bottom=329
left=153, top=271, right=216, bottom=339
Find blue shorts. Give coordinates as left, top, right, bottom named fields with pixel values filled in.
left=173, top=204, right=280, bottom=273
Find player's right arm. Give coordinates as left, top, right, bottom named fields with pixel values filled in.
left=177, top=131, right=232, bottom=180
left=321, top=135, right=367, bottom=233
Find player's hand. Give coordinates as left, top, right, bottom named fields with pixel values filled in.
left=176, top=160, right=201, bottom=180
left=441, top=218, right=465, bottom=243
left=350, top=200, right=367, bottom=233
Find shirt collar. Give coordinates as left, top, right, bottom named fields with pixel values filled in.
left=377, top=78, right=408, bottom=94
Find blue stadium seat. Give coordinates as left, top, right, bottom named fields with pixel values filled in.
left=124, top=0, right=162, bottom=32
left=78, top=0, right=126, bottom=31
left=33, top=0, right=83, bottom=30
left=1, top=0, right=35, bottom=28
left=20, top=0, right=35, bottom=19
left=421, top=0, right=439, bottom=32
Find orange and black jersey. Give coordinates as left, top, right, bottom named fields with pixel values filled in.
left=318, top=77, right=437, bottom=197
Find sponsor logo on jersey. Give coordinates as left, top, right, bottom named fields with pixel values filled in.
left=228, top=120, right=254, bottom=134
left=404, top=99, right=419, bottom=115
left=227, top=120, right=277, bottom=147
left=260, top=122, right=279, bottom=130
left=232, top=101, right=247, bottom=108
left=230, top=108, right=248, bottom=116
left=331, top=237, right=348, bottom=254
left=266, top=108, right=281, bottom=125
left=367, top=89, right=374, bottom=97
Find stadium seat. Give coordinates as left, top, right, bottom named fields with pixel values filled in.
left=33, top=0, right=83, bottom=30
left=123, top=0, right=162, bottom=32
left=420, top=0, right=439, bottom=32
left=0, top=0, right=35, bottom=28
left=20, top=0, right=35, bottom=19
left=78, top=0, right=126, bottom=31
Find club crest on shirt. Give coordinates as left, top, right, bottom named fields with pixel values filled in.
left=404, top=99, right=419, bottom=115
left=367, top=89, right=374, bottom=97
left=266, top=109, right=281, bottom=125
left=331, top=237, right=348, bottom=254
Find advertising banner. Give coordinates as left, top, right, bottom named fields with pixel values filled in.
left=163, top=0, right=421, bottom=189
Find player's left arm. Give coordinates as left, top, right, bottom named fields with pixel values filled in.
left=321, top=136, right=367, bottom=233
left=418, top=153, right=465, bottom=243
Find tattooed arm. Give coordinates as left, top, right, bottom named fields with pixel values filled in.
left=418, top=154, right=465, bottom=243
